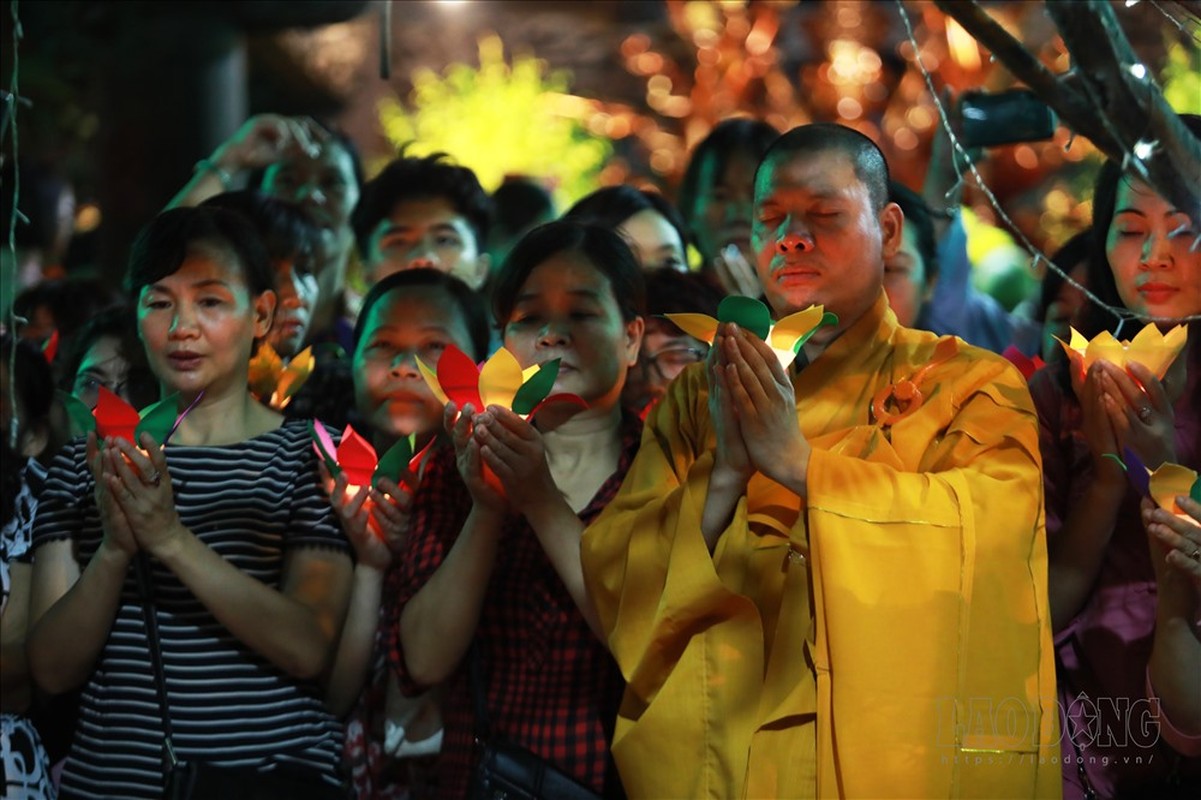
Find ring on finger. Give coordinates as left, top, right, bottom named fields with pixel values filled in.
left=1137, top=406, right=1153, bottom=423
left=1192, top=548, right=1201, bottom=562
left=144, top=470, right=161, bottom=487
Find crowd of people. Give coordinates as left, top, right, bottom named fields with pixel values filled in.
left=1, top=101, right=1198, bottom=800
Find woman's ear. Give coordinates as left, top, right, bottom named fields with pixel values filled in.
left=624, top=316, right=646, bottom=367
left=253, top=290, right=278, bottom=340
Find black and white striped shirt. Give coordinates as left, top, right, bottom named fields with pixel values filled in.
left=32, top=420, right=350, bottom=799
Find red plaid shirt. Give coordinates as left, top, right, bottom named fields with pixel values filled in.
left=383, top=415, right=641, bottom=799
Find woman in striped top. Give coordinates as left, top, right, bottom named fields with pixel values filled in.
left=27, top=206, right=354, bottom=799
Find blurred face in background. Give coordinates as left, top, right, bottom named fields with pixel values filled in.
left=1041, top=262, right=1088, bottom=364
left=269, top=256, right=319, bottom=358
left=618, top=209, right=687, bottom=273
left=366, top=197, right=488, bottom=290
left=71, top=335, right=132, bottom=408
left=690, top=151, right=757, bottom=266
left=262, top=142, right=360, bottom=315
left=882, top=220, right=933, bottom=328
left=623, top=317, right=708, bottom=413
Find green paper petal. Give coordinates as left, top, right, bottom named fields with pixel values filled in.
left=135, top=394, right=180, bottom=446
left=1191, top=476, right=1201, bottom=504
left=717, top=296, right=772, bottom=340
left=512, top=359, right=561, bottom=416
left=793, top=311, right=840, bottom=352
left=373, top=436, right=414, bottom=488
left=58, top=390, right=97, bottom=437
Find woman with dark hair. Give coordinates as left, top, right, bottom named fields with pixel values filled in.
left=1029, top=114, right=1201, bottom=798
left=1, top=335, right=56, bottom=799
left=330, top=268, right=489, bottom=799
left=61, top=306, right=158, bottom=412
left=565, top=185, right=689, bottom=273
left=388, top=220, right=645, bottom=797
left=27, top=206, right=353, bottom=799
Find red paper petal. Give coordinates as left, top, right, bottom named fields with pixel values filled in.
left=525, top=393, right=589, bottom=420
left=436, top=344, right=484, bottom=411
left=337, top=426, right=378, bottom=488
left=42, top=330, right=60, bottom=364
left=1001, top=345, right=1045, bottom=381
left=94, top=385, right=140, bottom=443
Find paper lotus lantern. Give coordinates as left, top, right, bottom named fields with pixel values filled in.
left=310, top=422, right=430, bottom=493
left=665, top=296, right=838, bottom=369
left=416, top=345, right=586, bottom=419
left=1057, top=323, right=1187, bottom=380
left=1105, top=447, right=1201, bottom=517
left=1148, top=462, right=1201, bottom=518
left=59, top=385, right=200, bottom=446
left=248, top=344, right=314, bottom=410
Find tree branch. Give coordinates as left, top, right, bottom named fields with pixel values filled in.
left=1047, top=0, right=1201, bottom=222
left=936, top=0, right=1201, bottom=226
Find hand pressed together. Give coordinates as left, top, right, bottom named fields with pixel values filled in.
left=473, top=406, right=559, bottom=518
left=713, top=322, right=812, bottom=495
left=321, top=461, right=413, bottom=571
left=103, top=434, right=187, bottom=558
left=446, top=402, right=507, bottom=514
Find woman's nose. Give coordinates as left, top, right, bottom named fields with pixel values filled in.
left=390, top=351, right=420, bottom=376
left=537, top=324, right=569, bottom=348
left=1141, top=230, right=1173, bottom=268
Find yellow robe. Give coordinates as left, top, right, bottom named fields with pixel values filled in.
left=582, top=293, right=1060, bottom=799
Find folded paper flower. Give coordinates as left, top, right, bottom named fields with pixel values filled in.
left=1105, top=447, right=1201, bottom=516
left=665, top=296, right=838, bottom=369
left=60, top=385, right=200, bottom=446
left=310, top=422, right=430, bottom=494
left=248, top=343, right=315, bottom=410
left=1056, top=323, right=1187, bottom=380
left=416, top=345, right=586, bottom=419
left=1148, top=462, right=1201, bottom=518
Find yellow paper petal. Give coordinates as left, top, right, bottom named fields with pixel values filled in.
left=1069, top=328, right=1088, bottom=352
left=663, top=313, right=719, bottom=344
left=767, top=306, right=824, bottom=352
left=1086, top=330, right=1125, bottom=370
left=479, top=348, right=525, bottom=409
left=1126, top=323, right=1187, bottom=379
left=417, top=358, right=449, bottom=406
left=1149, top=462, right=1198, bottom=516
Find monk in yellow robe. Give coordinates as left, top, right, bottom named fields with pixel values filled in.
left=581, top=124, right=1060, bottom=798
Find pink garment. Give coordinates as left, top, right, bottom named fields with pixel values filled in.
left=1031, top=353, right=1201, bottom=800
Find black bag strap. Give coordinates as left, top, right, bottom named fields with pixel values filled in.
left=468, top=643, right=493, bottom=741
left=134, top=553, right=181, bottom=776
